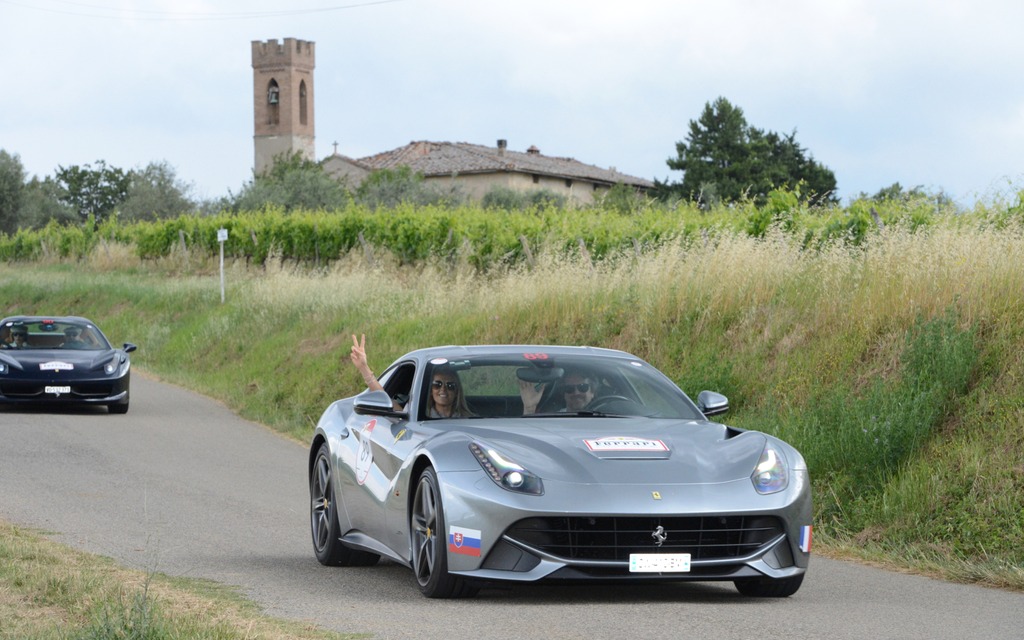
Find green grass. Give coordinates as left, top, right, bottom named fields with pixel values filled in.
left=0, top=521, right=363, bottom=640
left=1, top=219, right=1023, bottom=632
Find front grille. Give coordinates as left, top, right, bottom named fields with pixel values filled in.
left=0, top=381, right=115, bottom=399
left=505, top=515, right=783, bottom=562
left=69, top=382, right=116, bottom=398
left=0, top=382, right=46, bottom=398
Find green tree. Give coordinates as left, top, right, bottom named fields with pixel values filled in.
left=55, top=160, right=131, bottom=222
left=354, top=166, right=465, bottom=210
left=119, top=161, right=196, bottom=222
left=525, top=188, right=566, bottom=209
left=855, top=182, right=957, bottom=215
left=481, top=185, right=527, bottom=210
left=592, top=182, right=649, bottom=215
left=663, top=97, right=837, bottom=206
left=0, top=149, right=26, bottom=234
left=666, top=96, right=750, bottom=206
left=230, top=152, right=349, bottom=212
left=20, top=177, right=76, bottom=229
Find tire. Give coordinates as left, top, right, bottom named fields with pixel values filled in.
left=410, top=467, right=479, bottom=598
left=310, top=443, right=379, bottom=567
left=734, top=573, right=804, bottom=597
left=108, top=398, right=129, bottom=414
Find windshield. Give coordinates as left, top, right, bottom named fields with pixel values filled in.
left=1, top=320, right=110, bottom=351
left=419, top=352, right=704, bottom=420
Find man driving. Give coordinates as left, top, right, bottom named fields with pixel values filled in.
left=62, top=327, right=88, bottom=349
left=561, top=370, right=596, bottom=412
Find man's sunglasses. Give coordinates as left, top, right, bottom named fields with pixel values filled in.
left=564, top=383, right=591, bottom=394
left=431, top=380, right=458, bottom=391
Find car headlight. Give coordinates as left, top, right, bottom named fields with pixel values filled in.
left=470, top=442, right=544, bottom=495
left=0, top=362, right=7, bottom=374
left=751, top=441, right=789, bottom=494
left=104, top=357, right=121, bottom=375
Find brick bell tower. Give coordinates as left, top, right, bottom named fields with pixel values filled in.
left=251, top=38, right=315, bottom=176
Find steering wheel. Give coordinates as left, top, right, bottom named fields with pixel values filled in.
left=584, top=395, right=633, bottom=412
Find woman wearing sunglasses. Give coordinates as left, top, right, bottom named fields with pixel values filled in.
left=348, top=334, right=471, bottom=417
left=427, top=367, right=473, bottom=418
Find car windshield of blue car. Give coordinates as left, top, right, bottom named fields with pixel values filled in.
left=423, top=353, right=705, bottom=420
left=2, top=321, right=110, bottom=351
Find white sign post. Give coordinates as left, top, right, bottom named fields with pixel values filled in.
left=217, top=228, right=228, bottom=303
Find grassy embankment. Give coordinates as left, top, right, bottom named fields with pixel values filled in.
left=2, top=220, right=1023, bottom=636
left=0, top=519, right=361, bottom=638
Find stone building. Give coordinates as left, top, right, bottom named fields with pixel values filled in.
left=251, top=38, right=651, bottom=205
left=321, top=140, right=653, bottom=206
left=251, top=38, right=315, bottom=176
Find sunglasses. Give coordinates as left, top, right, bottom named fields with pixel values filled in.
left=564, top=383, right=591, bottom=394
left=431, top=380, right=458, bottom=391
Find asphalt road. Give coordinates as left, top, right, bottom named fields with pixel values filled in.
left=1, top=373, right=1021, bottom=639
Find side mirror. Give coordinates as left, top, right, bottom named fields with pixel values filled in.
left=123, top=343, right=137, bottom=353
left=697, top=390, right=729, bottom=417
left=354, top=389, right=407, bottom=419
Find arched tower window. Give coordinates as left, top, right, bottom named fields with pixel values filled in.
left=267, top=79, right=280, bottom=125
left=299, top=80, right=308, bottom=126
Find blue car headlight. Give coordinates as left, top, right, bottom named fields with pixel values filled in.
left=470, top=442, right=544, bottom=495
left=0, top=362, right=7, bottom=374
left=751, top=441, right=789, bottom=494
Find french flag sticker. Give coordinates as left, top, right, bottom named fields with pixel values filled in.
left=799, top=525, right=813, bottom=553
left=448, top=526, right=482, bottom=557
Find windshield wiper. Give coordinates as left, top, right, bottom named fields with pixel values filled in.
left=521, top=411, right=632, bottom=418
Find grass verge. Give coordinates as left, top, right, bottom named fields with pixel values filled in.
left=0, top=521, right=363, bottom=640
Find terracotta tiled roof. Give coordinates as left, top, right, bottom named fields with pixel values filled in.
left=356, top=141, right=653, bottom=188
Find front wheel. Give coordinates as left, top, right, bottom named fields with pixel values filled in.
left=734, top=573, right=804, bottom=597
left=310, top=443, right=378, bottom=567
left=410, top=467, right=478, bottom=598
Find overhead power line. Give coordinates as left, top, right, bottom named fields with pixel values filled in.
left=0, top=0, right=405, bottom=21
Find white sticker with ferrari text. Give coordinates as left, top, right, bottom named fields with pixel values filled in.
left=40, top=361, right=74, bottom=371
left=629, top=553, right=691, bottom=572
left=584, top=436, right=669, bottom=452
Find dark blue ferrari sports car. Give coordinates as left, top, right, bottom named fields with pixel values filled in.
left=0, top=315, right=136, bottom=414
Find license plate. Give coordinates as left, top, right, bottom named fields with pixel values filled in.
left=629, top=553, right=691, bottom=573
left=45, top=386, right=71, bottom=394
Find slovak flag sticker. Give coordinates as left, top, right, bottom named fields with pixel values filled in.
left=448, top=526, right=482, bottom=557
left=799, top=525, right=813, bottom=553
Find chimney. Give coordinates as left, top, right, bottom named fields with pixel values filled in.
left=527, top=145, right=540, bottom=155
left=497, top=139, right=507, bottom=156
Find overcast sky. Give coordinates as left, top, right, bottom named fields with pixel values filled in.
left=2, top=0, right=1022, bottom=205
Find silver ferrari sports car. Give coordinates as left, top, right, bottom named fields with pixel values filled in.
left=0, top=315, right=136, bottom=413
left=309, top=345, right=811, bottom=598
